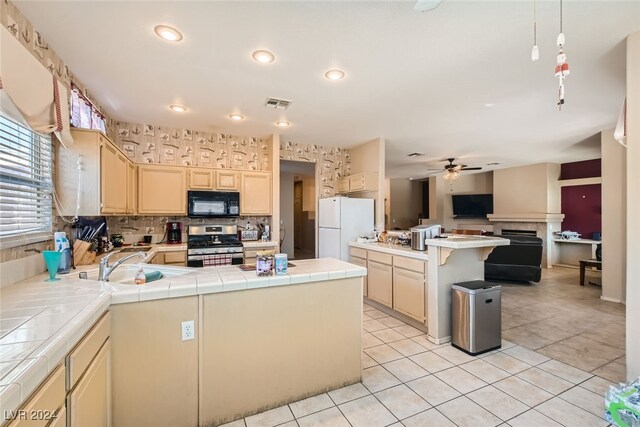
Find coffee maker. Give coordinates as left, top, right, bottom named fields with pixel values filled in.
left=167, top=222, right=182, bottom=244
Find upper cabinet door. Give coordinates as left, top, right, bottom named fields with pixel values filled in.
left=126, top=162, right=137, bottom=214
left=100, top=142, right=127, bottom=214
left=188, top=169, right=215, bottom=190
left=215, top=170, right=239, bottom=191
left=138, top=165, right=187, bottom=215
left=240, top=172, right=272, bottom=216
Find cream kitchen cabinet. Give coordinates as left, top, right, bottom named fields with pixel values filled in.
left=216, top=170, right=240, bottom=191
left=56, top=129, right=133, bottom=216
left=337, top=177, right=350, bottom=194
left=150, top=250, right=187, bottom=266
left=126, top=162, right=137, bottom=215
left=240, top=172, right=272, bottom=215
left=189, top=169, right=239, bottom=191
left=4, top=365, right=65, bottom=427
left=347, top=172, right=378, bottom=193
left=137, top=165, right=187, bottom=215
left=188, top=168, right=215, bottom=190
left=100, top=143, right=128, bottom=214
left=393, top=266, right=426, bottom=322
left=349, top=247, right=368, bottom=297
left=66, top=311, right=111, bottom=427
left=67, top=340, right=111, bottom=427
left=366, top=258, right=393, bottom=307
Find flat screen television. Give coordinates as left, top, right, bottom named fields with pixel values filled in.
left=452, top=194, right=493, bottom=218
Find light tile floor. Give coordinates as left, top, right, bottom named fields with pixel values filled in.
left=222, top=267, right=624, bottom=427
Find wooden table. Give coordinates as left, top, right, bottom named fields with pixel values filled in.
left=579, top=259, right=602, bottom=286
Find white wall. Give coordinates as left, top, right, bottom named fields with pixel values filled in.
left=279, top=173, right=295, bottom=256
left=387, top=179, right=424, bottom=230
left=350, top=138, right=386, bottom=229
left=427, top=172, right=493, bottom=231
left=493, top=163, right=561, bottom=214
left=626, top=31, right=640, bottom=381
left=601, top=129, right=626, bottom=303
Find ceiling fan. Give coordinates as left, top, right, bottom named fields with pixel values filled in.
left=428, top=158, right=483, bottom=180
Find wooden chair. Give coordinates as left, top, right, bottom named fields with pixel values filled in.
left=579, top=259, right=602, bottom=286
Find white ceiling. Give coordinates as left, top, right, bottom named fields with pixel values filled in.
left=16, top=0, right=640, bottom=178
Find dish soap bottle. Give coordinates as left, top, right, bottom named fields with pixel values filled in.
left=134, top=267, right=146, bottom=285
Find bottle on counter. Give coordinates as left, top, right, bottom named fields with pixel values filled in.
left=54, top=231, right=72, bottom=274
left=134, top=267, right=146, bottom=285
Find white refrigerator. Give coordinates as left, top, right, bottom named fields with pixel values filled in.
left=318, top=197, right=374, bottom=261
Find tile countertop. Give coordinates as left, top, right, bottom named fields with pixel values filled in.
left=0, top=257, right=365, bottom=418
left=241, top=241, right=279, bottom=248
left=425, top=235, right=510, bottom=249
left=349, top=242, right=429, bottom=261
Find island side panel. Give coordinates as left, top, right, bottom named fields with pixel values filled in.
left=427, top=247, right=485, bottom=344
left=110, top=296, right=199, bottom=427
left=199, top=277, right=362, bottom=426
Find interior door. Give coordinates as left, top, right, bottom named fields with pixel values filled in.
left=318, top=228, right=341, bottom=259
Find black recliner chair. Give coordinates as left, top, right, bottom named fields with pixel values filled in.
left=484, top=235, right=543, bottom=283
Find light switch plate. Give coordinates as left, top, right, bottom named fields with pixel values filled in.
left=181, top=320, right=195, bottom=341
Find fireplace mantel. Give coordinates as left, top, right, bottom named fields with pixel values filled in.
left=487, top=214, right=564, bottom=268
left=487, top=213, right=565, bottom=223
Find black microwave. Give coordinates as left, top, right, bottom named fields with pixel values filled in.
left=187, top=191, right=240, bottom=218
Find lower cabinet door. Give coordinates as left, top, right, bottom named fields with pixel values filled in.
left=49, top=406, right=66, bottom=427
left=349, top=256, right=368, bottom=296
left=367, top=260, right=392, bottom=307
left=393, top=267, right=426, bottom=322
left=67, top=339, right=111, bottom=427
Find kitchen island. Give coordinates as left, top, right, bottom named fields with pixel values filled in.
left=350, top=235, right=509, bottom=345
left=0, top=258, right=366, bottom=427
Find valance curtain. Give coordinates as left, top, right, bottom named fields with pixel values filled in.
left=0, top=26, right=73, bottom=146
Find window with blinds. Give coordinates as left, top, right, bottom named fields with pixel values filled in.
left=0, top=113, right=53, bottom=248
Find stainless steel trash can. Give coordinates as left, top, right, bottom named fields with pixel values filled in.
left=451, top=281, right=501, bottom=355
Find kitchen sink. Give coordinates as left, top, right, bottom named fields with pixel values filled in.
left=80, top=264, right=192, bottom=285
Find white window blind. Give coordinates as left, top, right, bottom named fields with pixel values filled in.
left=0, top=113, right=53, bottom=247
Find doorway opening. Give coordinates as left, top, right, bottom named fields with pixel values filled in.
left=280, top=160, right=316, bottom=260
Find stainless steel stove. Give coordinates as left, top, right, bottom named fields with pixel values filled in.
left=187, top=224, right=243, bottom=267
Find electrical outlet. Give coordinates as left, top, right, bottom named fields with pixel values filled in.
left=146, top=227, right=155, bottom=234
left=181, top=320, right=195, bottom=341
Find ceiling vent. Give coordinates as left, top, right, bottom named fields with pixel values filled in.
left=265, top=97, right=292, bottom=110
left=407, top=152, right=424, bottom=158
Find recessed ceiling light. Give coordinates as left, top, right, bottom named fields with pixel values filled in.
left=228, top=114, right=245, bottom=121
left=275, top=120, right=290, bottom=128
left=484, top=103, right=495, bottom=108
left=154, top=25, right=183, bottom=42
left=407, top=153, right=424, bottom=158
left=169, top=104, right=187, bottom=113
left=252, top=50, right=275, bottom=64
left=324, top=69, right=346, bottom=81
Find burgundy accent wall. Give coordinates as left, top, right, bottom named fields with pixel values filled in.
left=561, top=184, right=602, bottom=238
left=560, top=159, right=601, bottom=180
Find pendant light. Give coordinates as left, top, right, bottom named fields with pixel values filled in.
left=531, top=0, right=540, bottom=61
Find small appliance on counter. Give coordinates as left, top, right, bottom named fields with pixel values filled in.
left=410, top=225, right=441, bottom=251
left=240, top=229, right=259, bottom=241
left=167, top=221, right=182, bottom=244
left=239, top=222, right=259, bottom=241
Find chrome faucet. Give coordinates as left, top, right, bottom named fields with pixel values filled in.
left=98, top=251, right=147, bottom=281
